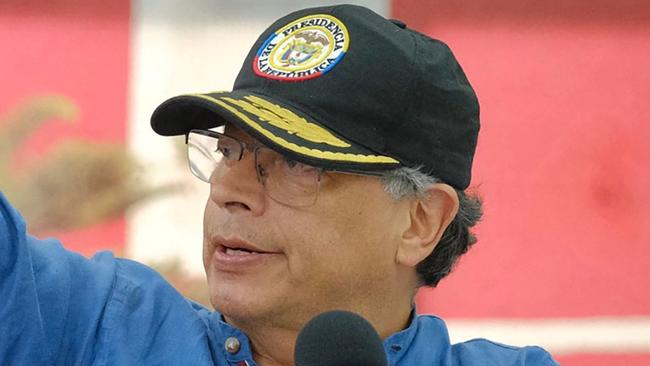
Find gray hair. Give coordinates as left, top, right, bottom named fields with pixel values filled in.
left=380, top=166, right=483, bottom=287
left=381, top=166, right=441, bottom=199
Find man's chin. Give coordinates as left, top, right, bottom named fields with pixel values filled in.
left=208, top=283, right=274, bottom=319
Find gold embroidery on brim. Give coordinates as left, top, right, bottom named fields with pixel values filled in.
left=221, top=95, right=350, bottom=148
left=188, top=94, right=399, bottom=164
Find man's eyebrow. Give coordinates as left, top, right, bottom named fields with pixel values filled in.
left=223, top=123, right=244, bottom=137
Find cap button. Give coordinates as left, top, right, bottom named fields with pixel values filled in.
left=389, top=19, right=407, bottom=29
left=225, top=337, right=241, bottom=354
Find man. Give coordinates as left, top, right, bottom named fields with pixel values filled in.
left=0, top=4, right=558, bottom=365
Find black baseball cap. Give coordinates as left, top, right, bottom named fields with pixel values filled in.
left=151, top=4, right=479, bottom=189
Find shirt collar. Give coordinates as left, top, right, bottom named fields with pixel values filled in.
left=382, top=307, right=452, bottom=365
left=207, top=307, right=451, bottom=366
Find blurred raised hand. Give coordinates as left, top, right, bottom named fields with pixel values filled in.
left=0, top=95, right=175, bottom=233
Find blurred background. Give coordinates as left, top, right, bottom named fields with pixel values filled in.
left=1, top=0, right=648, bottom=364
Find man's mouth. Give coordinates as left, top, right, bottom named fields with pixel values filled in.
left=224, top=247, right=258, bottom=256
left=219, top=245, right=269, bottom=255
left=214, top=236, right=275, bottom=254
left=211, top=236, right=281, bottom=272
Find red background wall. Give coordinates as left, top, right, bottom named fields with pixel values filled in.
left=0, top=0, right=130, bottom=255
left=394, top=1, right=650, bottom=364
left=395, top=0, right=650, bottom=320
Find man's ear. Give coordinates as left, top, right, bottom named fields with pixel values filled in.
left=396, top=184, right=459, bottom=267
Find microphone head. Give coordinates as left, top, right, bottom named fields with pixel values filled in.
left=294, top=310, right=388, bottom=366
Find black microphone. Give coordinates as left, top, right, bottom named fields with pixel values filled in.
left=294, top=310, right=388, bottom=366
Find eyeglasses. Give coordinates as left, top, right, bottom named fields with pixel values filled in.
left=186, top=129, right=324, bottom=207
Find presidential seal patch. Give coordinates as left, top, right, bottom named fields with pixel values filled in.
left=253, top=14, right=349, bottom=82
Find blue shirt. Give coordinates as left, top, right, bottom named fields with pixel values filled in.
left=0, top=192, right=558, bottom=365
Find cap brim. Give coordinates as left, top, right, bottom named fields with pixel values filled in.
left=151, top=90, right=400, bottom=172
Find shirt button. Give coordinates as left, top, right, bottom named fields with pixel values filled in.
left=225, top=337, right=241, bottom=354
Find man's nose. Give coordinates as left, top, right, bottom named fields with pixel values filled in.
left=208, top=151, right=266, bottom=216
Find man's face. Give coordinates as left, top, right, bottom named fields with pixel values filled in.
left=202, top=125, right=410, bottom=329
